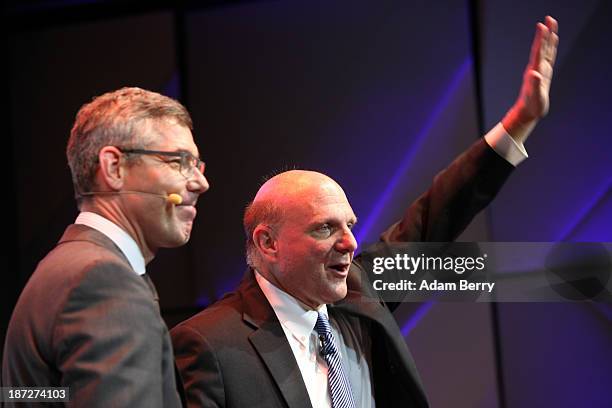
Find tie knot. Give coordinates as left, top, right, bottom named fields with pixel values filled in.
left=314, top=312, right=332, bottom=336
left=314, top=312, right=337, bottom=356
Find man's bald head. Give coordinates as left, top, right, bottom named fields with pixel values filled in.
left=243, top=170, right=347, bottom=267
left=254, top=170, right=345, bottom=204
left=244, top=170, right=358, bottom=307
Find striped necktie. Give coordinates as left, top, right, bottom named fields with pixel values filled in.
left=314, top=312, right=356, bottom=408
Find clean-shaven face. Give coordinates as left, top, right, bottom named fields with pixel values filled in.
left=268, top=173, right=358, bottom=308
left=121, top=118, right=209, bottom=251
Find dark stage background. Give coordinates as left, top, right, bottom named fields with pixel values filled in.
left=3, top=1, right=611, bottom=407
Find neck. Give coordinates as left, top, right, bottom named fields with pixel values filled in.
left=82, top=199, right=156, bottom=264
left=255, top=266, right=322, bottom=310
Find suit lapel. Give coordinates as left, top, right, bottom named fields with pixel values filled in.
left=58, top=224, right=159, bottom=306
left=338, top=262, right=408, bottom=331
left=240, top=270, right=313, bottom=408
left=337, top=289, right=390, bottom=322
left=336, top=267, right=429, bottom=407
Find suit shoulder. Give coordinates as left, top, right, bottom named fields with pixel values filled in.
left=33, top=238, right=141, bottom=290
left=16, top=238, right=132, bottom=301
left=5, top=237, right=155, bottom=377
left=171, top=291, right=245, bottom=341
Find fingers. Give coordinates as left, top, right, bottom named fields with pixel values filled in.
left=544, top=16, right=559, bottom=68
left=527, top=22, right=545, bottom=72
left=528, top=16, right=559, bottom=78
left=545, top=15, right=558, bottom=35
left=546, top=32, right=559, bottom=69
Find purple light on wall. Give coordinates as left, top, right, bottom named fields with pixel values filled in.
left=216, top=272, right=243, bottom=298
left=556, top=176, right=612, bottom=241
left=197, top=265, right=244, bottom=307
left=162, top=71, right=181, bottom=101
left=354, top=57, right=473, bottom=244
left=195, top=294, right=210, bottom=309
left=401, top=300, right=436, bottom=337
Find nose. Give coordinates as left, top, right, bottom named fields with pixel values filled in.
left=188, top=169, right=210, bottom=194
left=335, top=228, right=358, bottom=254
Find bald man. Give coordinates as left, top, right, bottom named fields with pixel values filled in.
left=171, top=17, right=558, bottom=408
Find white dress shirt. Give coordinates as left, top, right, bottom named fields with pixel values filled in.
left=255, top=271, right=335, bottom=407
left=256, top=270, right=377, bottom=408
left=75, top=211, right=146, bottom=275
left=484, top=122, right=528, bottom=166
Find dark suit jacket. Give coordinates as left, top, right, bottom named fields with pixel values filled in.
left=171, top=139, right=514, bottom=408
left=2, top=224, right=183, bottom=407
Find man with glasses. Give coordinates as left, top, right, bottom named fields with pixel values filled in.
left=2, top=87, right=209, bottom=407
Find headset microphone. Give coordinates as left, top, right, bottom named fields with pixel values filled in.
left=167, top=193, right=183, bottom=205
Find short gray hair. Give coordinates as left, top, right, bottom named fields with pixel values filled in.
left=243, top=199, right=285, bottom=268
left=66, top=87, right=192, bottom=203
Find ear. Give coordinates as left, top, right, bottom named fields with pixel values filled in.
left=97, top=146, right=125, bottom=191
left=253, top=224, right=279, bottom=263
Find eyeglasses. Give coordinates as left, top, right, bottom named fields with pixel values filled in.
left=118, top=148, right=205, bottom=179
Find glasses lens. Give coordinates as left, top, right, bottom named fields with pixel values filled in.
left=180, top=154, right=205, bottom=178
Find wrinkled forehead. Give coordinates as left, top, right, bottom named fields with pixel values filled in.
left=296, top=182, right=356, bottom=221
left=304, top=179, right=350, bottom=205
left=144, top=118, right=198, bottom=152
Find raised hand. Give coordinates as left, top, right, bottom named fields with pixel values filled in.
left=503, top=16, right=559, bottom=144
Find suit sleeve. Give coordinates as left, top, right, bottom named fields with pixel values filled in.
left=171, top=324, right=225, bottom=408
left=380, top=138, right=514, bottom=242
left=352, top=139, right=515, bottom=311
left=52, top=261, right=167, bottom=407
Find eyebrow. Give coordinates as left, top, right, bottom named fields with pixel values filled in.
left=309, top=217, right=358, bottom=228
left=173, top=148, right=201, bottom=159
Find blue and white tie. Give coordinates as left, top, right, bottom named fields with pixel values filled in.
left=314, top=312, right=356, bottom=408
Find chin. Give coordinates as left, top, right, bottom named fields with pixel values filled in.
left=177, top=225, right=193, bottom=243
left=163, top=233, right=191, bottom=248
left=323, top=284, right=348, bottom=304
left=336, top=286, right=348, bottom=301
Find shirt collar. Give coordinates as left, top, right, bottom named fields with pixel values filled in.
left=75, top=212, right=146, bottom=275
left=255, top=270, right=328, bottom=348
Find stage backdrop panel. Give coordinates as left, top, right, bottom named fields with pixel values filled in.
left=481, top=1, right=612, bottom=406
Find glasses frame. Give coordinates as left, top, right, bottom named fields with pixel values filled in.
left=118, top=147, right=205, bottom=178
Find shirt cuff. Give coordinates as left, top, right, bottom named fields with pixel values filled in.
left=484, top=122, right=528, bottom=167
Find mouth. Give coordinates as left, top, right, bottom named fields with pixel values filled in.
left=326, top=262, right=350, bottom=277
left=175, top=193, right=198, bottom=207
left=175, top=204, right=197, bottom=221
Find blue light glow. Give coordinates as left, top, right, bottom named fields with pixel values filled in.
left=354, top=57, right=473, bottom=244
left=401, top=300, right=436, bottom=337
